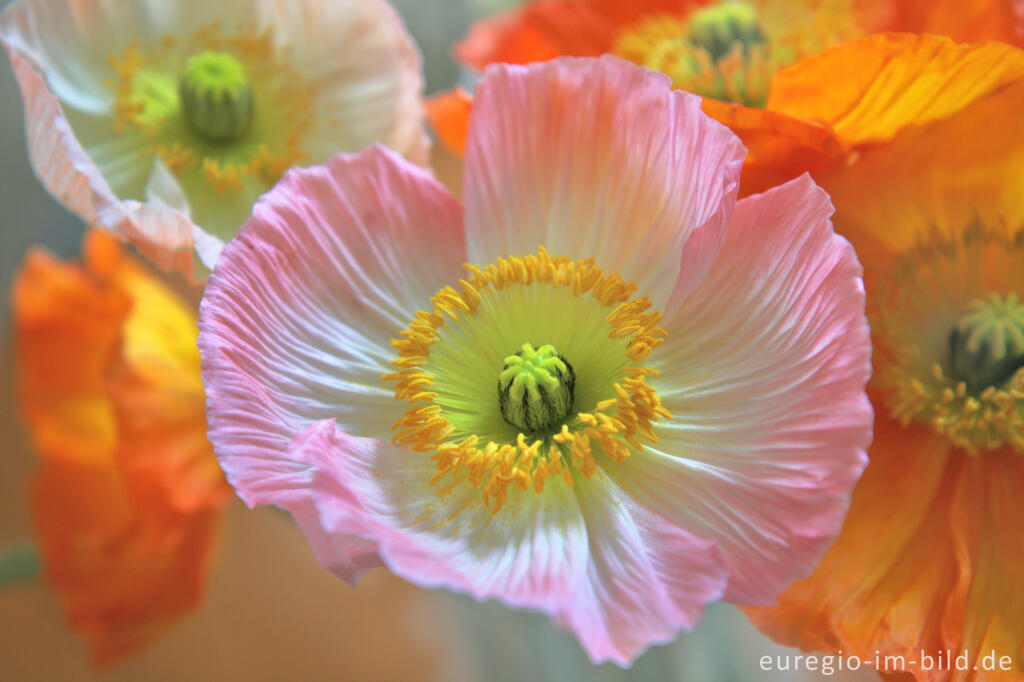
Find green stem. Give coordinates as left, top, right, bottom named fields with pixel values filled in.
left=0, top=543, right=41, bottom=585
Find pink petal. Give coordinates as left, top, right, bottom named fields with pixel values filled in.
left=624, top=175, right=871, bottom=604
left=198, top=146, right=465, bottom=508
left=556, top=473, right=728, bottom=666
left=296, top=421, right=589, bottom=610
left=462, top=55, right=744, bottom=307
left=287, top=421, right=383, bottom=585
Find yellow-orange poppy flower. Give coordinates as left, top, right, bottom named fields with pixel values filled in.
left=432, top=0, right=1024, bottom=194
left=744, top=37, right=1024, bottom=681
left=13, top=230, right=230, bottom=664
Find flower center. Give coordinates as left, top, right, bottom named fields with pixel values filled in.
left=875, top=226, right=1024, bottom=454
left=107, top=26, right=315, bottom=205
left=949, top=293, right=1024, bottom=393
left=384, top=248, right=670, bottom=512
left=611, top=0, right=858, bottom=107
left=498, top=343, right=575, bottom=433
left=179, top=51, right=253, bottom=143
left=687, top=1, right=765, bottom=61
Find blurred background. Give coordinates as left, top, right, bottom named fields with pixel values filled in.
left=0, top=0, right=877, bottom=679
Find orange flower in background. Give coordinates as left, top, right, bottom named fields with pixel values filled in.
left=744, top=38, right=1024, bottom=681
left=432, top=0, right=1024, bottom=194
left=13, top=231, right=230, bottom=664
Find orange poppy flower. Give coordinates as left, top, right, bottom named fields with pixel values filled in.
left=13, top=230, right=231, bottom=664
left=431, top=0, right=1024, bottom=194
left=743, top=38, right=1024, bottom=681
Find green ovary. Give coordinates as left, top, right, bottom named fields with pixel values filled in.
left=498, top=343, right=576, bottom=433
left=950, top=293, right=1024, bottom=392
left=178, top=51, right=253, bottom=143
left=425, top=282, right=630, bottom=446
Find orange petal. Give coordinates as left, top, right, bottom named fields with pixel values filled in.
left=815, top=76, right=1024, bottom=257
left=885, top=0, right=1024, bottom=47
left=31, top=459, right=220, bottom=665
left=13, top=230, right=227, bottom=663
left=13, top=235, right=129, bottom=466
left=701, top=98, right=846, bottom=197
left=747, top=412, right=1024, bottom=679
left=952, top=448, right=1024, bottom=679
left=455, top=0, right=695, bottom=70
left=425, top=88, right=473, bottom=157
left=768, top=34, right=1024, bottom=148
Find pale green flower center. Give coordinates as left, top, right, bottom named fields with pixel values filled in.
left=498, top=343, right=576, bottom=433
left=179, top=51, right=253, bottom=143
left=385, top=248, right=672, bottom=513
left=950, top=293, right=1024, bottom=392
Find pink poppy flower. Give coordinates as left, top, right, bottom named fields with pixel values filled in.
left=197, top=55, right=872, bottom=666
left=0, top=0, right=428, bottom=278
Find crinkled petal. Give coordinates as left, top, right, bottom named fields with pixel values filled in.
left=291, top=420, right=589, bottom=610
left=463, top=55, right=743, bottom=307
left=282, top=0, right=430, bottom=167
left=747, top=416, right=1024, bottom=680
left=635, top=175, right=871, bottom=604
left=768, top=34, right=1024, bottom=148
left=816, top=77, right=1024, bottom=257
left=555, top=472, right=728, bottom=667
left=5, top=54, right=198, bottom=274
left=198, top=146, right=465, bottom=508
left=278, top=421, right=384, bottom=585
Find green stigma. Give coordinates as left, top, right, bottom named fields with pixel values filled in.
left=687, top=0, right=765, bottom=61
left=498, top=343, right=575, bottom=433
left=950, top=293, right=1024, bottom=392
left=179, top=51, right=253, bottom=143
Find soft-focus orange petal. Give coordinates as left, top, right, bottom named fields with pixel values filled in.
left=455, top=0, right=694, bottom=70
left=701, top=98, right=846, bottom=196
left=104, top=243, right=229, bottom=512
left=13, top=230, right=228, bottom=663
left=885, top=0, right=1024, bottom=47
left=13, top=236, right=128, bottom=465
left=815, top=76, right=1024, bottom=257
left=768, top=34, right=1024, bottom=148
left=31, top=459, right=219, bottom=665
left=425, top=88, right=473, bottom=157
left=746, top=412, right=1024, bottom=679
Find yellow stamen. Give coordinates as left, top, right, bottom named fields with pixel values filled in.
left=384, top=248, right=670, bottom=513
left=875, top=224, right=1024, bottom=454
left=108, top=23, right=314, bottom=195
